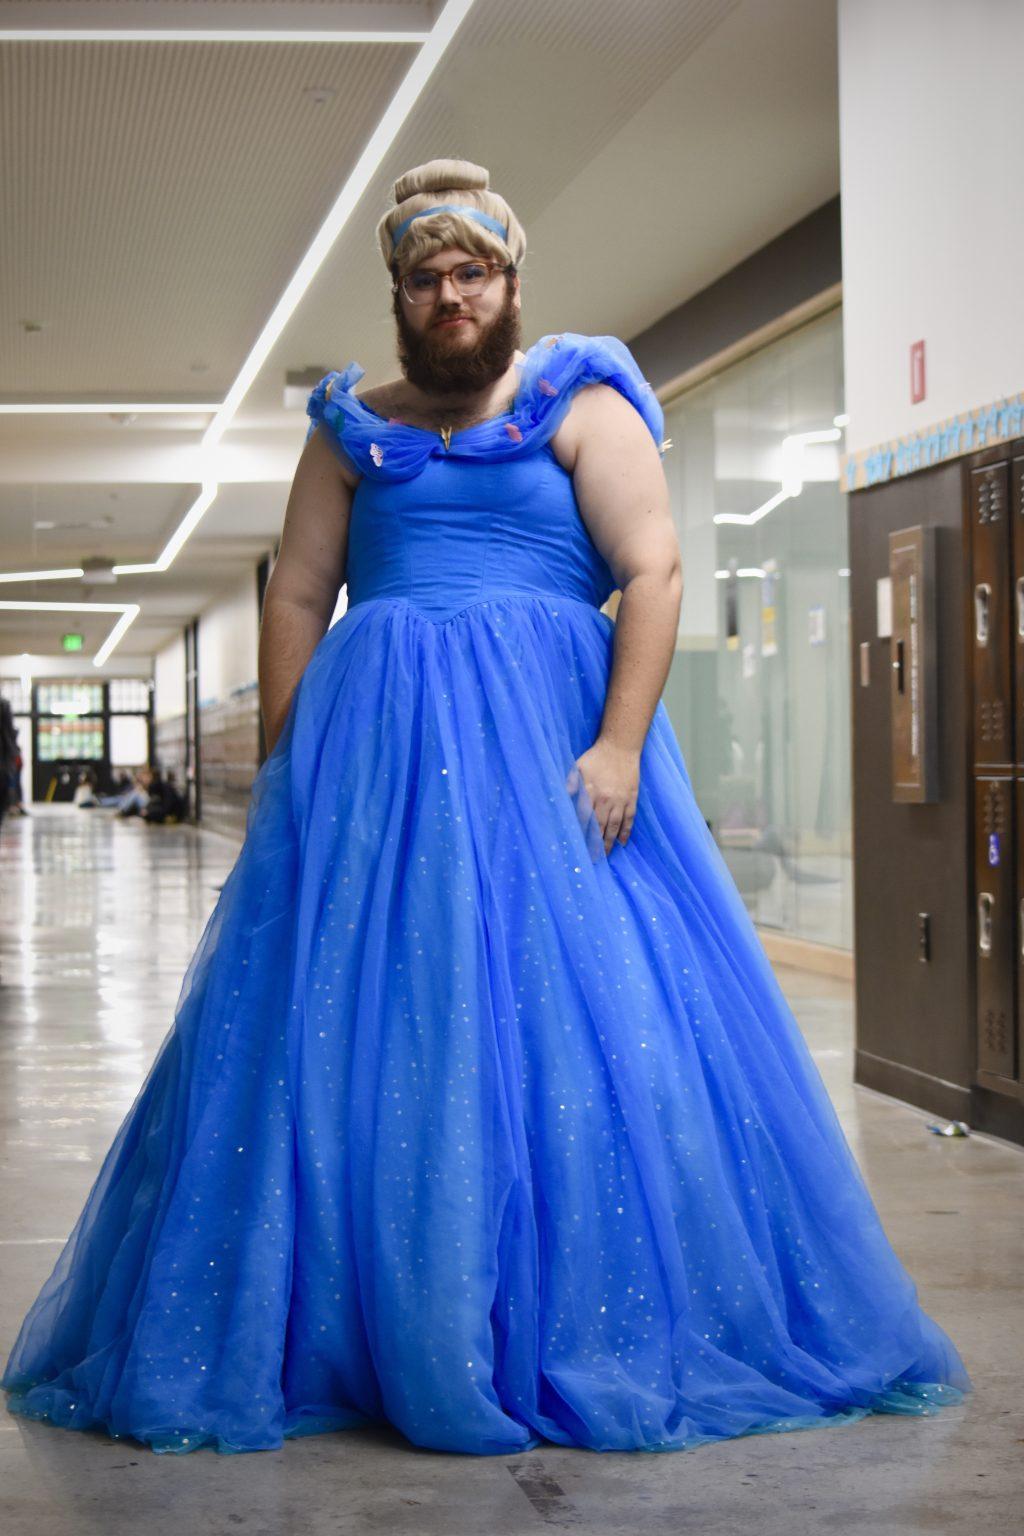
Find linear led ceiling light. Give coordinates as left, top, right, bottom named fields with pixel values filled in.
left=0, top=599, right=140, bottom=669
left=113, top=482, right=219, bottom=577
left=0, top=26, right=431, bottom=44
left=0, top=0, right=478, bottom=646
left=0, top=402, right=221, bottom=416
left=112, top=0, right=477, bottom=577
left=714, top=428, right=842, bottom=526
left=0, top=567, right=86, bottom=583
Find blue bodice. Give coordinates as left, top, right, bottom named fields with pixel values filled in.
left=305, top=332, right=665, bottom=622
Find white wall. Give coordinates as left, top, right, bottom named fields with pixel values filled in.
left=838, top=0, right=1024, bottom=456
left=196, top=569, right=259, bottom=708
left=153, top=631, right=186, bottom=722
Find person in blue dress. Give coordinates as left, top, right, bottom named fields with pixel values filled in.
left=2, top=158, right=971, bottom=1456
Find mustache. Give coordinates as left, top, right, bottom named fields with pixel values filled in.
left=393, top=284, right=521, bottom=394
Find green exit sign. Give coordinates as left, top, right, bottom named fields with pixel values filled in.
left=61, top=632, right=84, bottom=652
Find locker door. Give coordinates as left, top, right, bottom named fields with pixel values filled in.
left=1014, top=457, right=1024, bottom=762
left=971, top=461, right=1016, bottom=1084
left=976, top=775, right=1016, bottom=1080
left=970, top=463, right=1013, bottom=770
left=1014, top=458, right=1024, bottom=1085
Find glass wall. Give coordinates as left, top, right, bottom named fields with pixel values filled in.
left=659, top=305, right=851, bottom=949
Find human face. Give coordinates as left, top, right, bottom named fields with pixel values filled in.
left=392, top=244, right=522, bottom=397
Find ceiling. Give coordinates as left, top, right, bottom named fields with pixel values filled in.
left=0, top=0, right=839, bottom=661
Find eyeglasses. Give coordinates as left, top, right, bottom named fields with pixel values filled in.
left=395, top=259, right=513, bottom=305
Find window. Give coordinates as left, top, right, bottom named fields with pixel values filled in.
left=660, top=307, right=850, bottom=948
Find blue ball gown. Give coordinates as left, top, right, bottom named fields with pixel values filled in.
left=2, top=332, right=971, bottom=1456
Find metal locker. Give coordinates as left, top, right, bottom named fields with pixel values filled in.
left=975, top=775, right=1016, bottom=1080
left=1014, top=457, right=1024, bottom=768
left=1014, top=459, right=1024, bottom=1086
left=970, top=463, right=1013, bottom=771
left=970, top=460, right=1017, bottom=1085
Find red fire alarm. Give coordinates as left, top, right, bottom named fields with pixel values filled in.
left=910, top=340, right=926, bottom=404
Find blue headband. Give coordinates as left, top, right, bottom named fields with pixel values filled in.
left=389, top=203, right=509, bottom=252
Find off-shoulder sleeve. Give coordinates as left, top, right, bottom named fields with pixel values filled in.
left=305, top=361, right=445, bottom=482
left=302, top=335, right=668, bottom=480
left=515, top=332, right=666, bottom=456
left=305, top=362, right=366, bottom=478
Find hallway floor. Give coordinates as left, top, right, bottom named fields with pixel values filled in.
left=1, top=806, right=1020, bottom=1536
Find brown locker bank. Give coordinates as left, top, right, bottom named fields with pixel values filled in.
left=849, top=438, right=1024, bottom=1146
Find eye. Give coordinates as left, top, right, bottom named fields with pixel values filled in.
left=408, top=270, right=438, bottom=290
left=457, top=264, right=487, bottom=280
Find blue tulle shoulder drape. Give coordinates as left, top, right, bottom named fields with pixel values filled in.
left=303, top=331, right=667, bottom=481
left=2, top=331, right=971, bottom=1456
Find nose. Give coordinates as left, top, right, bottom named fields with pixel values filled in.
left=435, top=272, right=463, bottom=302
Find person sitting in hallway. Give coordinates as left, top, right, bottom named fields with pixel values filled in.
left=112, top=768, right=154, bottom=818
left=73, top=769, right=101, bottom=808
left=142, top=768, right=186, bottom=825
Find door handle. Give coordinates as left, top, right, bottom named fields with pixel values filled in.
left=975, top=582, right=991, bottom=646
left=978, top=892, right=993, bottom=957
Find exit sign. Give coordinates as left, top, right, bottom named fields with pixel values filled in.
left=910, top=340, right=926, bottom=404
left=61, top=632, right=84, bottom=652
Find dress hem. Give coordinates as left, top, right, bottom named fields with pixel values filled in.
left=3, top=1378, right=969, bottom=1458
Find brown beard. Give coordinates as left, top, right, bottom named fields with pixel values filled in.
left=392, top=276, right=522, bottom=402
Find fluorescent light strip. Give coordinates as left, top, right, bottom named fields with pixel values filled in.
left=714, top=427, right=841, bottom=526
left=0, top=599, right=140, bottom=669
left=0, top=31, right=430, bottom=45
left=201, top=0, right=477, bottom=454
left=0, top=402, right=220, bottom=416
left=0, top=0, right=478, bottom=658
left=715, top=488, right=792, bottom=528
left=714, top=566, right=850, bottom=579
left=0, top=567, right=85, bottom=583
left=108, top=0, right=476, bottom=578
left=113, top=481, right=219, bottom=575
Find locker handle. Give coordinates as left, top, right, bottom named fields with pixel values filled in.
left=975, top=582, right=991, bottom=646
left=978, top=892, right=993, bottom=957
left=891, top=638, right=905, bottom=694
left=1017, top=577, right=1024, bottom=639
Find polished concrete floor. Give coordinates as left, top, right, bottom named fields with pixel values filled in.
left=0, top=805, right=1021, bottom=1536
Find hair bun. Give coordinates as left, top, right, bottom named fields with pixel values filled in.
left=376, top=158, right=526, bottom=272
left=392, top=159, right=489, bottom=203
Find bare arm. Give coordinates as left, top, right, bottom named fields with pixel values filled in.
left=259, top=426, right=354, bottom=754
left=559, top=383, right=682, bottom=849
left=571, top=384, right=682, bottom=751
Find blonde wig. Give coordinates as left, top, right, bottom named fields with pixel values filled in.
left=375, top=158, right=527, bottom=280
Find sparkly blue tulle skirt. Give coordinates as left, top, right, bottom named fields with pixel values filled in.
left=2, top=592, right=971, bottom=1454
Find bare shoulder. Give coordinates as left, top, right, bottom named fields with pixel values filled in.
left=306, top=411, right=361, bottom=492
left=547, top=381, right=646, bottom=475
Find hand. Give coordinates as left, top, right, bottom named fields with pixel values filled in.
left=567, top=738, right=640, bottom=855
